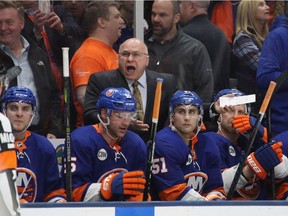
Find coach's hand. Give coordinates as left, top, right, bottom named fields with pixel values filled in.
left=100, top=171, right=146, bottom=200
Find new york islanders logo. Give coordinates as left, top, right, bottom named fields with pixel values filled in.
left=16, top=167, right=37, bottom=202
left=106, top=89, right=115, bottom=97
left=97, top=168, right=127, bottom=183
left=185, top=172, right=208, bottom=193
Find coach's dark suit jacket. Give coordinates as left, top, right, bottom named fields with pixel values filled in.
left=84, top=68, right=177, bottom=142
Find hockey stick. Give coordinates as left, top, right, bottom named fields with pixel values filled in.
left=143, top=78, right=163, bottom=201
left=266, top=106, right=276, bottom=199
left=266, top=70, right=288, bottom=199
left=227, top=81, right=276, bottom=200
left=62, top=47, right=72, bottom=201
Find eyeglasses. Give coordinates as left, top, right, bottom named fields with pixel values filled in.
left=113, top=111, right=137, bottom=120
left=119, top=51, right=149, bottom=59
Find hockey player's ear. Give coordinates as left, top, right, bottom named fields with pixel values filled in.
left=100, top=108, right=108, bottom=123
left=198, top=115, right=203, bottom=127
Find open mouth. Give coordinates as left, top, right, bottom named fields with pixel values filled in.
left=127, top=66, right=136, bottom=72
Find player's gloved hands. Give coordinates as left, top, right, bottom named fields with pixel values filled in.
left=246, top=141, right=283, bottom=179
left=205, top=191, right=226, bottom=201
left=233, top=115, right=267, bottom=142
left=100, top=171, right=146, bottom=200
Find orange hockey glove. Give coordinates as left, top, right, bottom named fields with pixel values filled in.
left=233, top=115, right=267, bottom=142
left=100, top=171, right=146, bottom=201
left=246, top=141, right=283, bottom=179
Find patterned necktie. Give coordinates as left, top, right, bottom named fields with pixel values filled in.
left=132, top=81, right=144, bottom=121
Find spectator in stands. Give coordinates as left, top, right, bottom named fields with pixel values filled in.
left=0, top=1, right=64, bottom=138
left=257, top=5, right=288, bottom=136
left=113, top=0, right=149, bottom=52
left=61, top=0, right=88, bottom=56
left=179, top=0, right=230, bottom=95
left=145, top=0, right=213, bottom=104
left=2, top=86, right=66, bottom=203
left=232, top=0, right=270, bottom=114
left=70, top=1, right=124, bottom=127
left=20, top=0, right=83, bottom=91
left=179, top=0, right=231, bottom=131
left=208, top=0, right=235, bottom=45
left=84, top=38, right=176, bottom=142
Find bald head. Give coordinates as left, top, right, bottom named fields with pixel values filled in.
left=193, top=0, right=210, bottom=9
left=118, top=38, right=149, bottom=81
left=119, top=38, right=148, bottom=54
left=179, top=0, right=210, bottom=24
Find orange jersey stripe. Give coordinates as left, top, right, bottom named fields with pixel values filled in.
left=72, top=183, right=90, bottom=202
left=159, top=183, right=187, bottom=201
left=202, top=187, right=226, bottom=197
left=44, top=188, right=66, bottom=202
left=276, top=182, right=288, bottom=200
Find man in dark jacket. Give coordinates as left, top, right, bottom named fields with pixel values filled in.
left=0, top=1, right=63, bottom=138
left=84, top=38, right=177, bottom=142
left=179, top=0, right=230, bottom=95
left=145, top=0, right=213, bottom=104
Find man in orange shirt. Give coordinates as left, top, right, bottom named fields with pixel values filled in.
left=70, top=1, right=124, bottom=127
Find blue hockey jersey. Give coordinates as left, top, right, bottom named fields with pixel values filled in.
left=15, top=131, right=66, bottom=202
left=272, top=131, right=288, bottom=200
left=151, top=127, right=224, bottom=201
left=70, top=124, right=147, bottom=201
left=206, top=131, right=273, bottom=200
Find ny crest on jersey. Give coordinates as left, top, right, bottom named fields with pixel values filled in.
left=185, top=172, right=208, bottom=193
left=16, top=167, right=37, bottom=202
left=97, top=168, right=127, bottom=183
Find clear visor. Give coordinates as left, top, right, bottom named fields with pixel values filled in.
left=113, top=111, right=137, bottom=121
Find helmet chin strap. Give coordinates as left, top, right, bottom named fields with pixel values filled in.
left=97, top=114, right=119, bottom=140
left=217, top=114, right=223, bottom=133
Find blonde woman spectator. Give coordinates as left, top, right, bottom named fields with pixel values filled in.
left=232, top=0, right=270, bottom=114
